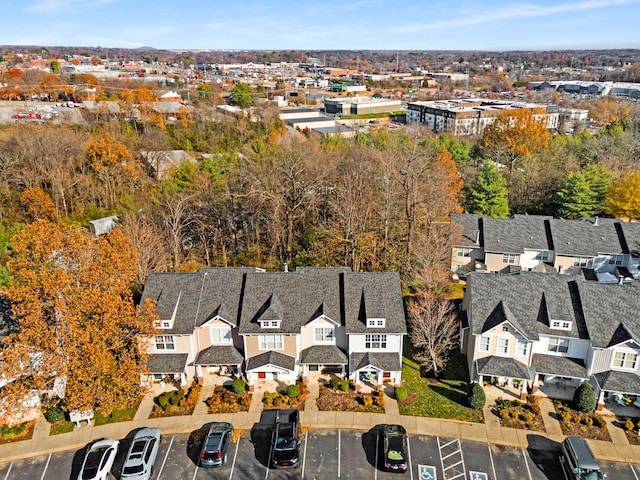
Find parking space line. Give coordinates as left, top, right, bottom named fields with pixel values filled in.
left=521, top=449, right=532, bottom=480
left=375, top=432, right=379, bottom=480
left=488, top=445, right=496, bottom=480
left=406, top=436, right=414, bottom=480
left=229, top=436, right=240, bottom=480
left=3, top=463, right=12, bottom=480
left=301, top=430, right=308, bottom=478
left=191, top=465, right=199, bottom=480
left=630, top=463, right=639, bottom=480
left=39, top=453, right=51, bottom=480
left=338, top=429, right=341, bottom=478
left=156, top=434, right=174, bottom=479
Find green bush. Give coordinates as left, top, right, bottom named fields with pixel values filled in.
left=158, top=392, right=170, bottom=408
left=395, top=386, right=408, bottom=402
left=624, top=417, right=636, bottom=432
left=339, top=379, right=349, bottom=392
left=329, top=376, right=341, bottom=390
left=573, top=382, right=597, bottom=412
left=44, top=406, right=66, bottom=423
left=232, top=378, right=246, bottom=394
left=169, top=390, right=184, bottom=406
left=286, top=384, right=301, bottom=398
left=1, top=422, right=27, bottom=439
left=467, top=383, right=486, bottom=409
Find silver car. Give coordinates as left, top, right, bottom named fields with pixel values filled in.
left=120, top=428, right=161, bottom=480
left=78, top=439, right=119, bottom=480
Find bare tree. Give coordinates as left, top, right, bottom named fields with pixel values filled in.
left=408, top=293, right=459, bottom=378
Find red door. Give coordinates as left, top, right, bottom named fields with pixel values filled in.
left=258, top=372, right=266, bottom=379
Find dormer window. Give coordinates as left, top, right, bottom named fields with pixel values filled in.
left=260, top=320, right=281, bottom=329
left=501, top=325, right=509, bottom=332
left=154, top=319, right=173, bottom=329
left=551, top=320, right=572, bottom=331
left=367, top=318, right=385, bottom=328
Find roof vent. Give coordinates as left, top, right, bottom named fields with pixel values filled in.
left=284, top=262, right=289, bottom=273
left=594, top=216, right=599, bottom=226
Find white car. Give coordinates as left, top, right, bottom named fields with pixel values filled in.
left=121, top=428, right=161, bottom=480
left=78, top=439, right=119, bottom=480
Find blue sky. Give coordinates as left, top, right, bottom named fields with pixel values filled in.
left=2, top=0, right=639, bottom=51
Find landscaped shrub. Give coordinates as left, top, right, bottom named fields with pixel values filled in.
left=329, top=376, right=341, bottom=390
left=573, top=382, right=597, bottom=412
left=467, top=383, right=486, bottom=409
left=362, top=394, right=373, bottom=408
left=339, top=379, right=349, bottom=392
left=286, top=384, right=301, bottom=398
left=527, top=396, right=542, bottom=416
left=561, top=410, right=573, bottom=424
left=169, top=389, right=185, bottom=406
left=395, top=386, right=408, bottom=402
left=499, top=408, right=511, bottom=420
left=232, top=378, right=246, bottom=394
left=590, top=413, right=604, bottom=428
left=158, top=392, right=170, bottom=408
left=624, top=417, right=635, bottom=432
left=1, top=422, right=27, bottom=439
left=44, top=406, right=65, bottom=423
left=374, top=391, right=385, bottom=407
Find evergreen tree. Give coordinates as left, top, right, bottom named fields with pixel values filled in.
left=552, top=165, right=611, bottom=219
left=230, top=82, right=255, bottom=109
left=467, top=162, right=509, bottom=218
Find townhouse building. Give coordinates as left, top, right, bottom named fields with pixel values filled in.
left=140, top=267, right=406, bottom=391
left=462, top=271, right=640, bottom=410
left=451, top=213, right=640, bottom=281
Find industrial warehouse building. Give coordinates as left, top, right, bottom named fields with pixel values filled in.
left=324, top=96, right=402, bottom=116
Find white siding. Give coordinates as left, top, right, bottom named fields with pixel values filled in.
left=348, top=333, right=403, bottom=352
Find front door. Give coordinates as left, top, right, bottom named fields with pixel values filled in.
left=258, top=372, right=266, bottom=379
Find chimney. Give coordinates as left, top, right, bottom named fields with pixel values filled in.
left=284, top=262, right=289, bottom=273
left=475, top=230, right=480, bottom=246
left=594, top=216, right=598, bottom=226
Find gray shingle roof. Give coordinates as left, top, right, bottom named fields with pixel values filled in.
left=593, top=370, right=640, bottom=395
left=617, top=222, right=640, bottom=257
left=351, top=352, right=401, bottom=371
left=476, top=356, right=532, bottom=380
left=531, top=354, right=587, bottom=379
left=483, top=215, right=551, bottom=254
left=141, top=268, right=257, bottom=334
left=548, top=217, right=622, bottom=257
left=577, top=281, right=640, bottom=348
left=466, top=272, right=586, bottom=341
left=193, top=345, right=244, bottom=366
left=147, top=353, right=188, bottom=374
left=300, top=345, right=348, bottom=364
left=451, top=213, right=484, bottom=247
left=246, top=351, right=296, bottom=371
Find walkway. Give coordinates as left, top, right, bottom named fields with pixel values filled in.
left=3, top=385, right=640, bottom=464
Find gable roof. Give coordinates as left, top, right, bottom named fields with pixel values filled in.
left=466, top=272, right=585, bottom=341
left=482, top=215, right=551, bottom=254
left=451, top=213, right=484, bottom=247
left=548, top=217, right=622, bottom=257
left=246, top=351, right=296, bottom=371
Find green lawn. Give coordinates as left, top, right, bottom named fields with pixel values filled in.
left=50, top=421, right=75, bottom=436
left=94, top=404, right=138, bottom=426
left=399, top=345, right=484, bottom=423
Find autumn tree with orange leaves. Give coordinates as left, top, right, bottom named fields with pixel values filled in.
left=0, top=220, right=157, bottom=424
left=605, top=170, right=640, bottom=220
left=482, top=108, right=550, bottom=173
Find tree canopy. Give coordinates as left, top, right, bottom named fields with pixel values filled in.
left=605, top=170, right=640, bottom=220
left=230, top=82, right=255, bottom=109
left=467, top=162, right=509, bottom=218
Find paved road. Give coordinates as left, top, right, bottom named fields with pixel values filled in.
left=2, top=428, right=639, bottom=480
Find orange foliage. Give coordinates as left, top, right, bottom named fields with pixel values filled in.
left=433, top=147, right=463, bottom=214
left=588, top=97, right=630, bottom=124
left=605, top=170, right=640, bottom=220
left=483, top=108, right=549, bottom=164
left=20, top=187, right=58, bottom=222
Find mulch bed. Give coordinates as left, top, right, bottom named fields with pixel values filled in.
left=553, top=401, right=611, bottom=442
left=494, top=398, right=546, bottom=432
left=205, top=385, right=252, bottom=413
left=0, top=420, right=35, bottom=445
left=316, top=385, right=384, bottom=413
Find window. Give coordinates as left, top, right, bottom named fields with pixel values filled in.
left=479, top=336, right=490, bottom=352
left=457, top=247, right=471, bottom=257
left=502, top=325, right=509, bottom=332
left=154, top=320, right=172, bottom=329
left=155, top=335, right=175, bottom=351
left=210, top=326, right=232, bottom=344
left=534, top=250, right=550, bottom=261
left=548, top=337, right=569, bottom=353
left=259, top=334, right=283, bottom=350
left=497, top=338, right=509, bottom=354
left=516, top=339, right=528, bottom=356
left=613, top=351, right=637, bottom=370
left=573, top=257, right=590, bottom=267
left=502, top=253, right=517, bottom=264
left=260, top=320, right=281, bottom=329
left=365, top=334, right=387, bottom=349
left=367, top=318, right=385, bottom=328
left=314, top=327, right=334, bottom=343
left=608, top=254, right=624, bottom=266
left=551, top=320, right=572, bottom=330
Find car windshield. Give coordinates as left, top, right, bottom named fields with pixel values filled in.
left=82, top=447, right=109, bottom=479
left=581, top=471, right=605, bottom=480
left=123, top=464, right=144, bottom=474
left=275, top=437, right=297, bottom=451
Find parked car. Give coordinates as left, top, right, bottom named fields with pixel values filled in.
left=120, top=428, right=161, bottom=480
left=560, top=436, right=606, bottom=479
left=382, top=424, right=408, bottom=473
left=77, top=439, right=119, bottom=480
left=199, top=422, right=233, bottom=468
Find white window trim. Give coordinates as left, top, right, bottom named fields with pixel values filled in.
left=573, top=257, right=590, bottom=267
left=547, top=337, right=570, bottom=354
left=607, top=254, right=624, bottom=266
left=515, top=339, right=528, bottom=356
left=496, top=337, right=510, bottom=355
left=612, top=351, right=638, bottom=370
left=502, top=253, right=517, bottom=265
left=259, top=334, right=284, bottom=351
left=367, top=318, right=386, bottom=328
left=260, top=320, right=281, bottom=329
left=550, top=320, right=572, bottom=331
left=478, top=335, right=491, bottom=352
left=154, top=334, right=176, bottom=351
left=210, top=326, right=232, bottom=344
left=154, top=319, right=173, bottom=329
left=458, top=247, right=471, bottom=257
left=314, top=327, right=334, bottom=344
left=534, top=250, right=550, bottom=261
left=365, top=334, right=387, bottom=350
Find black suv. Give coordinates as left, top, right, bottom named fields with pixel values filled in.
left=382, top=424, right=408, bottom=473
left=199, top=422, right=233, bottom=468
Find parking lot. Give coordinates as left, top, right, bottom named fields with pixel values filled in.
left=1, top=428, right=639, bottom=480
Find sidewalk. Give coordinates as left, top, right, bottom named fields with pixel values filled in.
left=3, top=389, right=640, bottom=464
